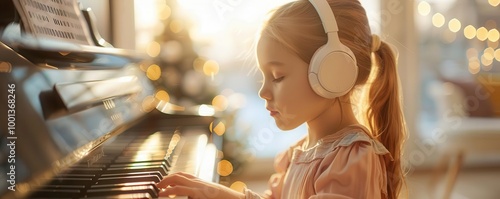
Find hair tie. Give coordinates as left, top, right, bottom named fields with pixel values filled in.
left=371, top=34, right=381, bottom=52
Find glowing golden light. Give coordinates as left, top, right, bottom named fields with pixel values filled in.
left=146, top=41, right=161, bottom=57
left=477, top=27, right=489, bottom=41
left=141, top=95, right=156, bottom=112
left=198, top=104, right=215, bottom=116
left=482, top=55, right=494, bottom=66
left=210, top=121, right=226, bottom=136
left=484, top=48, right=495, bottom=60
left=230, top=181, right=247, bottom=192
left=155, top=90, right=170, bottom=102
left=217, top=160, right=233, bottom=177
left=468, top=58, right=480, bottom=75
left=212, top=95, right=229, bottom=111
left=432, top=13, right=445, bottom=28
left=489, top=0, right=500, bottom=7
left=146, top=64, right=162, bottom=81
left=464, top=25, right=476, bottom=39
left=488, top=29, right=500, bottom=42
left=193, top=57, right=206, bottom=72
left=417, top=1, right=431, bottom=16
left=170, top=19, right=184, bottom=33
left=158, top=4, right=172, bottom=20
left=203, top=60, right=220, bottom=77
left=448, top=18, right=461, bottom=33
left=466, top=48, right=478, bottom=58
left=495, top=49, right=500, bottom=61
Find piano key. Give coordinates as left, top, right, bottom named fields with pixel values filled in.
left=48, top=177, right=94, bottom=186
left=100, top=171, right=164, bottom=180
left=95, top=175, right=161, bottom=185
left=42, top=185, right=86, bottom=189
left=90, top=181, right=158, bottom=190
left=55, top=173, right=97, bottom=178
left=104, top=165, right=168, bottom=176
left=82, top=193, right=153, bottom=199
left=109, top=161, right=168, bottom=169
left=85, top=185, right=158, bottom=198
left=64, top=168, right=105, bottom=175
left=28, top=188, right=82, bottom=198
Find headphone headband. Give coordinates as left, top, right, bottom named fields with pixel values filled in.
left=309, top=0, right=338, bottom=33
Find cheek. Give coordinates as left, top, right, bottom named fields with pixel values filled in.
left=275, top=77, right=326, bottom=121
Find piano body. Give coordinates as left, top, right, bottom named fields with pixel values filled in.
left=0, top=18, right=221, bottom=199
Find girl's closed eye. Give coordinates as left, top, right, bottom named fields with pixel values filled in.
left=273, top=76, right=285, bottom=83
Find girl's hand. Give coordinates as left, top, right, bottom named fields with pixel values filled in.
left=157, top=172, right=245, bottom=199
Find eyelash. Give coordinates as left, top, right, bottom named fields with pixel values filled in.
left=272, top=76, right=284, bottom=83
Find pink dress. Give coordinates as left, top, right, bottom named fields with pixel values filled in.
left=244, top=124, right=392, bottom=199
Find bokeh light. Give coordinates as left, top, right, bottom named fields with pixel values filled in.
left=464, top=25, right=476, bottom=39
left=155, top=90, right=170, bottom=102
left=476, top=27, right=489, bottom=41
left=146, top=64, right=162, bottom=81
left=432, top=13, right=445, bottom=28
left=448, top=18, right=461, bottom=33
left=417, top=1, right=431, bottom=16
left=203, top=60, right=220, bottom=77
left=146, top=41, right=161, bottom=57
left=230, top=181, right=247, bottom=192
left=210, top=120, right=226, bottom=136
left=212, top=95, right=229, bottom=111
left=217, top=160, right=233, bottom=177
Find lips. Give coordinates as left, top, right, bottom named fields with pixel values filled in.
left=266, top=107, right=279, bottom=116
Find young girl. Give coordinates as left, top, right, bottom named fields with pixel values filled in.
left=157, top=0, right=407, bottom=198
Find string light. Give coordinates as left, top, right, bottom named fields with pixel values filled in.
left=489, top=0, right=500, bottom=7
left=448, top=18, right=461, bottom=33
left=432, top=13, right=445, bottom=28
left=417, top=1, right=431, bottom=16
left=488, top=29, right=500, bottom=42
left=463, top=25, right=476, bottom=39
left=477, top=27, right=489, bottom=41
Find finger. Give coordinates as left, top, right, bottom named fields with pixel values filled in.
left=174, top=172, right=197, bottom=179
left=158, top=185, right=201, bottom=198
left=157, top=173, right=198, bottom=188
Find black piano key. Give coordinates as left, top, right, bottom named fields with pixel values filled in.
left=104, top=165, right=168, bottom=176
left=48, top=177, right=94, bottom=186
left=42, top=184, right=86, bottom=189
left=85, top=185, right=158, bottom=198
left=109, top=161, right=169, bottom=169
left=29, top=188, right=82, bottom=198
left=82, top=193, right=153, bottom=199
left=100, top=171, right=164, bottom=180
left=56, top=173, right=96, bottom=178
left=95, top=175, right=161, bottom=185
left=64, top=168, right=104, bottom=175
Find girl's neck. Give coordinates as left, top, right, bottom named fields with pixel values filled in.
left=304, top=99, right=359, bottom=150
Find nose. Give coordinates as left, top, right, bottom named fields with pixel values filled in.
left=259, top=81, right=272, bottom=100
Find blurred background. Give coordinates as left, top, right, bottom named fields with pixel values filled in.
left=79, top=0, right=500, bottom=198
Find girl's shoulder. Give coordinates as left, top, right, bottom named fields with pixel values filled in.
left=290, top=124, right=392, bottom=164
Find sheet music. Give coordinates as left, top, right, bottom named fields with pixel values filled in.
left=13, top=0, right=93, bottom=45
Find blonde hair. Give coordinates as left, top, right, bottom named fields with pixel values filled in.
left=261, top=0, right=407, bottom=198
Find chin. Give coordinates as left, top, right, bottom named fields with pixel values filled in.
left=274, top=120, right=301, bottom=131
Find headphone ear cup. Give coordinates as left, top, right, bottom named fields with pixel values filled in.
left=309, top=44, right=358, bottom=99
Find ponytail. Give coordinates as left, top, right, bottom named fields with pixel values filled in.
left=366, top=41, right=407, bottom=199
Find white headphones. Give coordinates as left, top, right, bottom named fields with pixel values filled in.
left=308, top=0, right=358, bottom=99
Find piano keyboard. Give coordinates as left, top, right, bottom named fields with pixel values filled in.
left=27, top=121, right=218, bottom=199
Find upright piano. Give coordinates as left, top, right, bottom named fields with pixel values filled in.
left=0, top=10, right=222, bottom=199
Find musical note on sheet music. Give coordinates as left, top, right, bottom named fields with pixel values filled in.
left=13, top=0, right=93, bottom=45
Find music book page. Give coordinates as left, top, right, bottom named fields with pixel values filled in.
left=13, top=0, right=93, bottom=45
